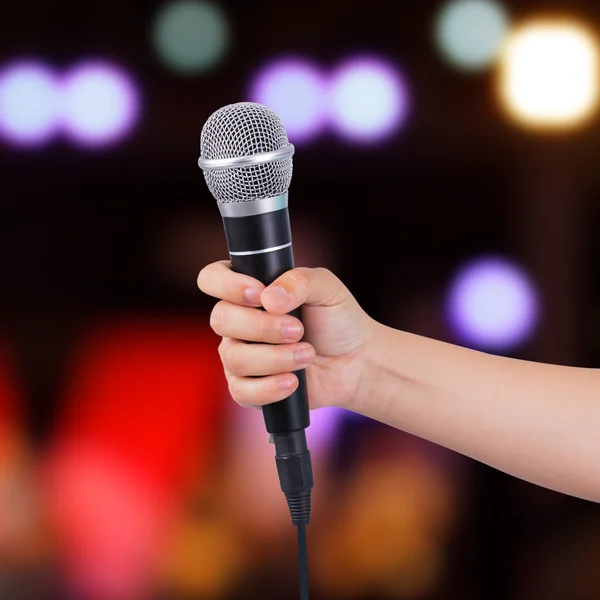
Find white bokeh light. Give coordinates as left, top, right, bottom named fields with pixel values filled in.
left=0, top=61, right=60, bottom=147
left=329, top=56, right=410, bottom=143
left=61, top=61, right=140, bottom=147
left=498, top=19, right=600, bottom=129
left=446, top=257, right=540, bottom=351
left=435, top=0, right=510, bottom=72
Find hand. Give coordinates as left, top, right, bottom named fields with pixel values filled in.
left=197, top=261, right=374, bottom=410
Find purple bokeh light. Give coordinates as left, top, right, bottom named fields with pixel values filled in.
left=0, top=61, right=60, bottom=147
left=329, top=56, right=410, bottom=143
left=446, top=256, right=540, bottom=351
left=305, top=406, right=346, bottom=456
left=61, top=61, right=140, bottom=147
left=249, top=57, right=328, bottom=144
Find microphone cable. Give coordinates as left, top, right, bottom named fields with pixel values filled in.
left=297, top=524, right=309, bottom=600
left=270, top=430, right=313, bottom=599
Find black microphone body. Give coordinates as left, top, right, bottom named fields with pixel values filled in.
left=223, top=205, right=314, bottom=525
left=223, top=206, right=310, bottom=434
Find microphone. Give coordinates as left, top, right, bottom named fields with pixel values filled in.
left=198, top=102, right=313, bottom=528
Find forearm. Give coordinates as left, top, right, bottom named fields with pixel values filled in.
left=354, top=321, right=600, bottom=502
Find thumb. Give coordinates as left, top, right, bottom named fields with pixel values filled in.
left=261, top=268, right=347, bottom=314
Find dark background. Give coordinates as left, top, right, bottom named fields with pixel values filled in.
left=1, top=1, right=600, bottom=599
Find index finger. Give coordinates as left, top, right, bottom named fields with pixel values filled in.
left=197, top=260, right=266, bottom=307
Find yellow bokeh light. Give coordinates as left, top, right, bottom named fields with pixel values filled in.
left=498, top=19, right=600, bottom=130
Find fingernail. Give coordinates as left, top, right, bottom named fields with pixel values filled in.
left=278, top=375, right=297, bottom=391
left=282, top=323, right=303, bottom=340
left=295, top=346, right=314, bottom=365
left=264, top=286, right=290, bottom=309
left=244, top=287, right=262, bottom=305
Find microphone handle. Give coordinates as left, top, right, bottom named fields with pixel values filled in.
left=222, top=207, right=311, bottom=435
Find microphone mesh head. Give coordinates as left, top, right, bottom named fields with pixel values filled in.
left=200, top=102, right=293, bottom=203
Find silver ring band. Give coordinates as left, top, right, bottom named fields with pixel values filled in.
left=198, top=144, right=295, bottom=171
left=229, top=242, right=292, bottom=257
left=218, top=193, right=288, bottom=218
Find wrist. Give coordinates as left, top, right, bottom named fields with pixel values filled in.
left=350, top=319, right=411, bottom=416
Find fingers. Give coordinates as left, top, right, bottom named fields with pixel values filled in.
left=198, top=260, right=265, bottom=307
left=199, top=263, right=346, bottom=317
left=227, top=372, right=300, bottom=407
left=219, top=338, right=315, bottom=377
left=260, top=267, right=347, bottom=315
left=210, top=302, right=304, bottom=344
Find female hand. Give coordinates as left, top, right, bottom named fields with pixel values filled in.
left=198, top=262, right=374, bottom=410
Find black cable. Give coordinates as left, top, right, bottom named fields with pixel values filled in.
left=297, top=524, right=309, bottom=600
left=270, top=431, right=313, bottom=598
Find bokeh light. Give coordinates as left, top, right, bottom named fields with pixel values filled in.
left=498, top=19, right=600, bottom=129
left=151, top=0, right=231, bottom=75
left=44, top=444, right=165, bottom=600
left=43, top=321, right=226, bottom=598
left=446, top=257, right=540, bottom=351
left=306, top=407, right=346, bottom=457
left=0, top=61, right=60, bottom=147
left=434, top=0, right=510, bottom=72
left=61, top=61, right=141, bottom=147
left=329, top=56, right=409, bottom=143
left=249, top=58, right=328, bottom=144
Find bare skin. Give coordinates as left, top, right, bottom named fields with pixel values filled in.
left=198, top=262, right=600, bottom=503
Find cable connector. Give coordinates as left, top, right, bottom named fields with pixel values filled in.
left=272, top=430, right=314, bottom=526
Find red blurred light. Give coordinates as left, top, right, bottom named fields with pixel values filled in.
left=0, top=342, right=21, bottom=441
left=43, top=318, right=227, bottom=598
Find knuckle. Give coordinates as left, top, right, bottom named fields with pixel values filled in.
left=227, top=378, right=243, bottom=404
left=221, top=345, right=241, bottom=375
left=197, top=267, right=208, bottom=292
left=314, top=267, right=345, bottom=302
left=315, top=267, right=339, bottom=291
left=228, top=379, right=251, bottom=407
left=287, top=269, right=310, bottom=295
left=255, top=381, right=274, bottom=406
left=313, top=266, right=332, bottom=278
left=210, top=301, right=227, bottom=332
left=256, top=311, right=271, bottom=343
left=222, top=273, right=239, bottom=302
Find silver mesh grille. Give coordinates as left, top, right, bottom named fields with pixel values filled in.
left=200, top=102, right=293, bottom=204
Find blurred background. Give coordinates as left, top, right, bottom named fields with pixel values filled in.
left=1, top=0, right=600, bottom=598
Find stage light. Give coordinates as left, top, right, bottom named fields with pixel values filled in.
left=61, top=61, right=141, bottom=147
left=151, top=0, right=230, bottom=75
left=446, top=257, right=540, bottom=351
left=44, top=445, right=164, bottom=600
left=306, top=407, right=346, bottom=456
left=329, top=56, right=409, bottom=144
left=0, top=61, right=60, bottom=147
left=498, top=19, right=600, bottom=129
left=43, top=320, right=226, bottom=598
left=249, top=58, right=328, bottom=144
left=434, top=0, right=510, bottom=72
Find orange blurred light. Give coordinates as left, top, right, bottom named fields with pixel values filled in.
left=312, top=431, right=460, bottom=599
left=0, top=343, right=43, bottom=569
left=498, top=17, right=600, bottom=130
